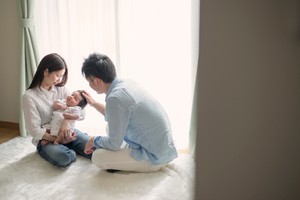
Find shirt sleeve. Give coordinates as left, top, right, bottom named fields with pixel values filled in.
left=22, top=93, right=46, bottom=144
left=93, top=97, right=131, bottom=150
left=78, top=108, right=85, bottom=120
left=69, top=106, right=85, bottom=120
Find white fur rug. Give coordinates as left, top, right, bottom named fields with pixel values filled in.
left=0, top=136, right=195, bottom=200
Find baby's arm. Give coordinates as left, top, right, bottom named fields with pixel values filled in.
left=53, top=100, right=68, bottom=111
left=63, top=106, right=84, bottom=121
left=63, top=113, right=80, bottom=120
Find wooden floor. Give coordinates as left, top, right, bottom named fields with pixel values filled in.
left=0, top=122, right=20, bottom=144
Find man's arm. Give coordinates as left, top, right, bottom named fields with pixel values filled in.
left=82, top=91, right=105, bottom=115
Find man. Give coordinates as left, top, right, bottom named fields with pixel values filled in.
left=82, top=53, right=178, bottom=172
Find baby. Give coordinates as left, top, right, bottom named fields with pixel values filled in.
left=50, top=90, right=87, bottom=145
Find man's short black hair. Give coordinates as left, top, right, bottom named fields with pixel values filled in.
left=82, top=53, right=116, bottom=83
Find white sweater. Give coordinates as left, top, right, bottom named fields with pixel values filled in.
left=22, top=86, right=70, bottom=145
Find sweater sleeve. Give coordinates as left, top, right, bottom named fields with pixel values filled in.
left=22, top=93, right=46, bottom=145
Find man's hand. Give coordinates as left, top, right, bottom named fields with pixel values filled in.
left=82, top=90, right=106, bottom=115
left=82, top=90, right=96, bottom=106
left=84, top=136, right=96, bottom=154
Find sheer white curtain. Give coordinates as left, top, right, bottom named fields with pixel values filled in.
left=35, top=0, right=193, bottom=150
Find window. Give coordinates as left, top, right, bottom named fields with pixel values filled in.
left=35, top=0, right=193, bottom=150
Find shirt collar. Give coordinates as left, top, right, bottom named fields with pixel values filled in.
left=38, top=86, right=57, bottom=93
left=105, top=78, right=119, bottom=101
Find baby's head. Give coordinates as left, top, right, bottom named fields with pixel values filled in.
left=66, top=90, right=88, bottom=108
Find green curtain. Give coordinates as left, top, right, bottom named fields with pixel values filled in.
left=189, top=67, right=198, bottom=158
left=19, top=0, right=39, bottom=136
left=189, top=0, right=200, bottom=158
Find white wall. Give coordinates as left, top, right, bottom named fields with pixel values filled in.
left=195, top=1, right=300, bottom=199
left=0, top=0, right=21, bottom=123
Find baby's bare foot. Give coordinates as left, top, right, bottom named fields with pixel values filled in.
left=41, top=140, right=50, bottom=145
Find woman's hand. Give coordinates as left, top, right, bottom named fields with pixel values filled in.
left=59, top=119, right=76, bottom=144
left=84, top=136, right=96, bottom=154
left=60, top=131, right=77, bottom=144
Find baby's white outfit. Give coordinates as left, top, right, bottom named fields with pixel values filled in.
left=50, top=99, right=85, bottom=136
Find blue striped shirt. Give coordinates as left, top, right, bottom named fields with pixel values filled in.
left=93, top=78, right=178, bottom=165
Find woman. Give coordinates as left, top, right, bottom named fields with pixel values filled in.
left=22, top=53, right=91, bottom=167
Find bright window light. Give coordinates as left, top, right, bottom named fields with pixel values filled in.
left=35, top=0, right=193, bottom=150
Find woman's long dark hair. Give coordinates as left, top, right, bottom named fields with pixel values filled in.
left=28, top=53, right=68, bottom=89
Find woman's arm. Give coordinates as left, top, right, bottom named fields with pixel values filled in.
left=22, top=95, right=60, bottom=144
left=22, top=93, right=48, bottom=143
left=22, top=88, right=74, bottom=145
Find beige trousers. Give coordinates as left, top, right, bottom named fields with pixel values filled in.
left=91, top=147, right=166, bottom=172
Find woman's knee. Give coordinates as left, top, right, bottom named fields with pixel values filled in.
left=54, top=150, right=76, bottom=167
left=38, top=143, right=76, bottom=167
